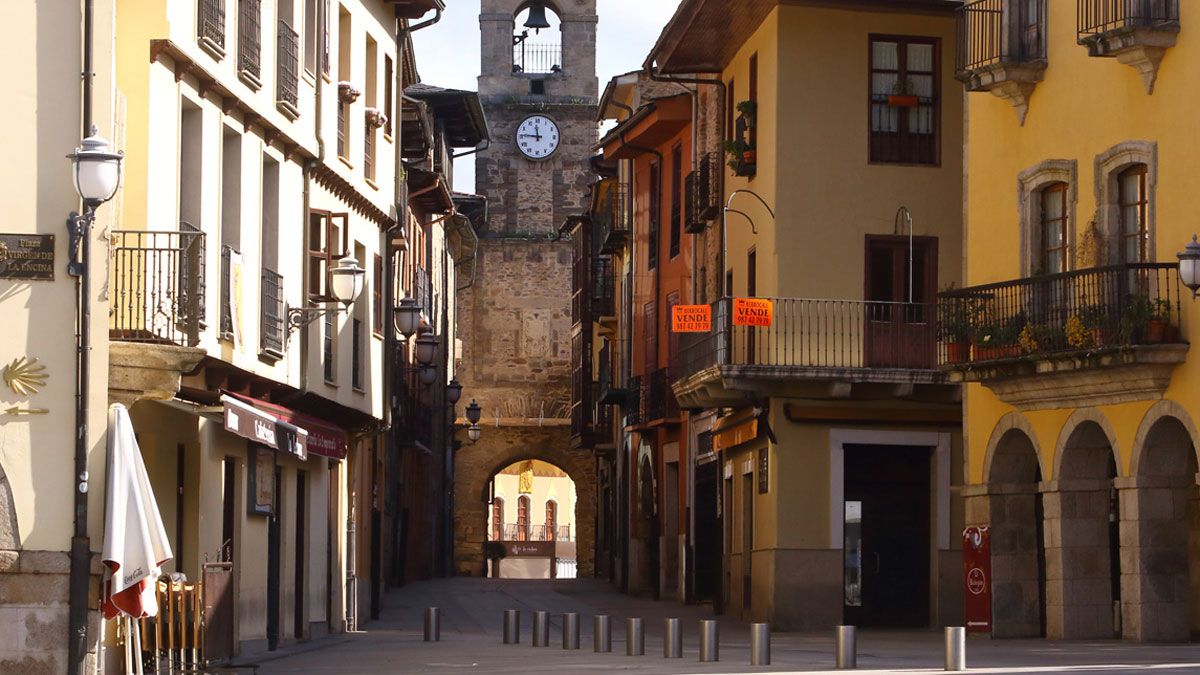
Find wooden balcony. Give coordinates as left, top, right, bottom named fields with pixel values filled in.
left=596, top=183, right=631, bottom=254
left=1077, top=0, right=1179, bottom=93
left=672, top=297, right=955, bottom=410
left=939, top=263, right=1187, bottom=410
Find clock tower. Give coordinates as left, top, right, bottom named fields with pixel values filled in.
left=453, top=0, right=599, bottom=576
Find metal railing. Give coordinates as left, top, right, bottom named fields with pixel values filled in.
left=276, top=19, right=300, bottom=111
left=260, top=268, right=285, bottom=355
left=938, top=262, right=1184, bottom=366
left=592, top=256, right=614, bottom=317
left=110, top=229, right=206, bottom=347
left=498, top=524, right=573, bottom=542
left=625, top=374, right=643, bottom=426
left=644, top=368, right=680, bottom=422
left=337, top=101, right=348, bottom=158
left=675, top=297, right=941, bottom=382
left=593, top=381, right=613, bottom=438
left=198, top=0, right=226, bottom=51
left=363, top=115, right=375, bottom=180
left=237, top=0, right=260, bottom=80
left=597, top=184, right=632, bottom=254
left=513, top=42, right=562, bottom=75
left=219, top=245, right=235, bottom=336
left=685, top=152, right=720, bottom=234
left=1078, top=0, right=1178, bottom=41
left=957, top=0, right=1046, bottom=73
left=415, top=267, right=432, bottom=317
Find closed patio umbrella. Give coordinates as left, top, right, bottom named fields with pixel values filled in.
left=101, top=403, right=173, bottom=620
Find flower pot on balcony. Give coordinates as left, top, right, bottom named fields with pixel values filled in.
left=742, top=149, right=756, bottom=165
left=945, top=341, right=968, bottom=364
left=887, top=94, right=919, bottom=107
left=1089, top=327, right=1116, bottom=349
left=338, top=81, right=361, bottom=103
left=1145, top=318, right=1168, bottom=344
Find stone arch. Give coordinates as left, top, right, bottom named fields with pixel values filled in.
left=1054, top=407, right=1121, bottom=480
left=1130, top=400, right=1200, bottom=478
left=0, top=461, right=18, bottom=550
left=983, top=412, right=1045, bottom=484
left=453, top=424, right=596, bottom=578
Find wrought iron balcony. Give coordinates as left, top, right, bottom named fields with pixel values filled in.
left=276, top=19, right=300, bottom=115
left=220, top=245, right=236, bottom=337
left=109, top=229, right=207, bottom=348
left=591, top=255, right=614, bottom=318
left=673, top=297, right=949, bottom=409
left=237, top=0, right=261, bottom=84
left=956, top=0, right=1047, bottom=122
left=642, top=368, right=680, bottom=423
left=1077, top=0, right=1178, bottom=91
left=938, top=263, right=1187, bottom=409
left=685, top=152, right=720, bottom=234
left=596, top=184, right=631, bottom=254
left=260, top=268, right=285, bottom=357
left=198, top=0, right=226, bottom=56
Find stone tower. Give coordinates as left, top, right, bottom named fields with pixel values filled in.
left=453, top=0, right=599, bottom=576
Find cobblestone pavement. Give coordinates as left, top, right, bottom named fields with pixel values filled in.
left=254, top=579, right=1200, bottom=674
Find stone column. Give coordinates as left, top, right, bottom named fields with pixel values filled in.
left=964, top=483, right=1042, bottom=637
left=1115, top=475, right=1195, bottom=641
left=1040, top=479, right=1116, bottom=640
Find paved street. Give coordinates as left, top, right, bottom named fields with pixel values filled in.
left=255, top=579, right=1200, bottom=674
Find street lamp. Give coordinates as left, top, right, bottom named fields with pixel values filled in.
left=465, top=399, right=482, bottom=424
left=415, top=333, right=439, bottom=366
left=446, top=378, right=463, bottom=404
left=69, top=130, right=123, bottom=205
left=393, top=297, right=421, bottom=339
left=287, top=255, right=367, bottom=333
left=467, top=423, right=482, bottom=442
left=1178, top=235, right=1200, bottom=298
left=419, top=365, right=438, bottom=385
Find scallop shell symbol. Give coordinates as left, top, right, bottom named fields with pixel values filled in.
left=4, top=357, right=48, bottom=397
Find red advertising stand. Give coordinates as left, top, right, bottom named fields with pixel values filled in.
left=962, top=525, right=992, bottom=633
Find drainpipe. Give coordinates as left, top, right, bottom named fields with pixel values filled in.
left=68, top=0, right=96, bottom=671
left=452, top=138, right=490, bottom=160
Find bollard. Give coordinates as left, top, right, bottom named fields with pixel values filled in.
left=593, top=614, right=612, bottom=653
left=562, top=612, right=580, bottom=650
left=835, top=625, right=857, bottom=669
left=663, top=618, right=682, bottom=658
left=698, top=619, right=719, bottom=662
left=626, top=618, right=645, bottom=656
left=750, top=623, right=770, bottom=666
left=503, top=609, right=520, bottom=645
left=944, top=627, right=966, bottom=671
left=423, top=607, right=441, bottom=642
left=532, top=611, right=550, bottom=647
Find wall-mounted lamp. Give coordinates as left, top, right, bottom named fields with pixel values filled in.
left=287, top=255, right=366, bottom=333
left=1178, top=236, right=1200, bottom=298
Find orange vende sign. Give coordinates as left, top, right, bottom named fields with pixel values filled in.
left=732, top=298, right=773, bottom=327
left=672, top=304, right=712, bottom=333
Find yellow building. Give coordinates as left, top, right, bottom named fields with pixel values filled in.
left=949, top=0, right=1195, bottom=642
left=648, top=0, right=965, bottom=630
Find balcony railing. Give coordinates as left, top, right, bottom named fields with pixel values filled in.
left=415, top=267, right=432, bottom=317
left=498, top=523, right=572, bottom=542
left=676, top=297, right=939, bottom=383
left=110, top=229, right=206, bottom=347
left=220, top=245, right=235, bottom=337
left=597, top=184, right=631, bottom=254
left=643, top=368, right=680, bottom=422
left=593, top=382, right=613, bottom=438
left=337, top=101, right=348, bottom=158
left=260, top=268, right=284, bottom=356
left=237, top=0, right=261, bottom=82
left=592, top=256, right=614, bottom=317
left=276, top=19, right=300, bottom=114
left=198, top=0, right=226, bottom=53
left=1078, top=0, right=1178, bottom=41
left=685, top=152, right=720, bottom=234
left=513, top=42, right=562, bottom=75
left=956, top=0, right=1046, bottom=74
left=625, top=374, right=643, bottom=426
left=938, top=263, right=1184, bottom=367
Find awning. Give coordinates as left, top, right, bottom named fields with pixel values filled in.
left=225, top=392, right=349, bottom=460
left=711, top=408, right=761, bottom=452
left=221, top=395, right=309, bottom=460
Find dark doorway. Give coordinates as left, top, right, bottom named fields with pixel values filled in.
left=267, top=466, right=282, bottom=651
left=294, top=470, right=307, bottom=640
left=864, top=235, right=937, bottom=368
left=692, top=458, right=721, bottom=605
left=843, top=444, right=931, bottom=627
left=221, top=457, right=236, bottom=563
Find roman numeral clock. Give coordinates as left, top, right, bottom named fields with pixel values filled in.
left=516, top=114, right=560, bottom=160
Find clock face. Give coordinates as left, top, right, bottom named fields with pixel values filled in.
left=516, top=115, right=560, bottom=160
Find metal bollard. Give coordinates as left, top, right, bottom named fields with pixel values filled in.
left=532, top=611, right=550, bottom=647
left=750, top=623, right=770, bottom=666
left=424, top=607, right=441, bottom=642
left=626, top=618, right=645, bottom=656
left=698, top=619, right=719, bottom=662
left=503, top=609, right=520, bottom=644
left=944, top=626, right=966, bottom=671
left=562, top=612, right=580, bottom=650
left=836, top=625, right=857, bottom=669
left=663, top=618, right=682, bottom=658
left=593, top=614, right=612, bottom=653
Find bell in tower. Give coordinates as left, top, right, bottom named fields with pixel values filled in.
left=523, top=0, right=552, bottom=31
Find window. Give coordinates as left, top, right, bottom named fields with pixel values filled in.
left=373, top=253, right=383, bottom=335
left=747, top=53, right=758, bottom=150
left=647, top=163, right=661, bottom=270
left=307, top=211, right=347, bottom=299
left=1039, top=183, right=1068, bottom=274
left=517, top=496, right=530, bottom=541
left=726, top=78, right=735, bottom=143
left=1118, top=165, right=1149, bottom=263
left=364, top=36, right=378, bottom=180
left=304, top=0, right=316, bottom=74
left=545, top=501, right=557, bottom=541
left=323, top=311, right=336, bottom=383
left=384, top=56, right=394, bottom=137
left=491, top=498, right=504, bottom=540
left=352, top=318, right=363, bottom=390
left=643, top=301, right=657, bottom=373
left=869, top=36, right=939, bottom=165
left=337, top=5, right=351, bottom=159
left=670, top=145, right=682, bottom=258
left=320, top=0, right=329, bottom=76
left=237, top=0, right=262, bottom=84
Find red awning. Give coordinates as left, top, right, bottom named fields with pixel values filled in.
left=226, top=392, right=349, bottom=460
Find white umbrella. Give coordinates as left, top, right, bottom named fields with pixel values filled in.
left=101, top=404, right=173, bottom=674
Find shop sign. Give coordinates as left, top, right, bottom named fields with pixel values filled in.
left=503, top=541, right=555, bottom=557
left=671, top=304, right=712, bottom=332
left=732, top=297, right=773, bottom=327
left=757, top=447, right=769, bottom=494
left=0, top=234, right=55, bottom=280
left=963, top=525, right=992, bottom=633
left=248, top=445, right=275, bottom=516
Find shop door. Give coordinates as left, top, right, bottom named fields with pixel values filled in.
left=864, top=235, right=937, bottom=368
left=267, top=466, right=282, bottom=650
left=843, top=444, right=931, bottom=628
left=692, top=459, right=721, bottom=606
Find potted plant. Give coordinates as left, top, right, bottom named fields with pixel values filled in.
left=1147, top=298, right=1172, bottom=343
left=1065, top=314, right=1091, bottom=350
left=1079, top=304, right=1111, bottom=348
left=736, top=100, right=757, bottom=128
left=1119, top=294, right=1154, bottom=344
left=723, top=139, right=755, bottom=176
left=939, top=297, right=972, bottom=363
left=365, top=107, right=388, bottom=129
left=338, top=81, right=361, bottom=103
left=887, top=79, right=919, bottom=108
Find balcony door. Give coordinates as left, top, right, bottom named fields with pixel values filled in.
left=865, top=235, right=937, bottom=368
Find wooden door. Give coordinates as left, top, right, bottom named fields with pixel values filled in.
left=864, top=235, right=937, bottom=368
